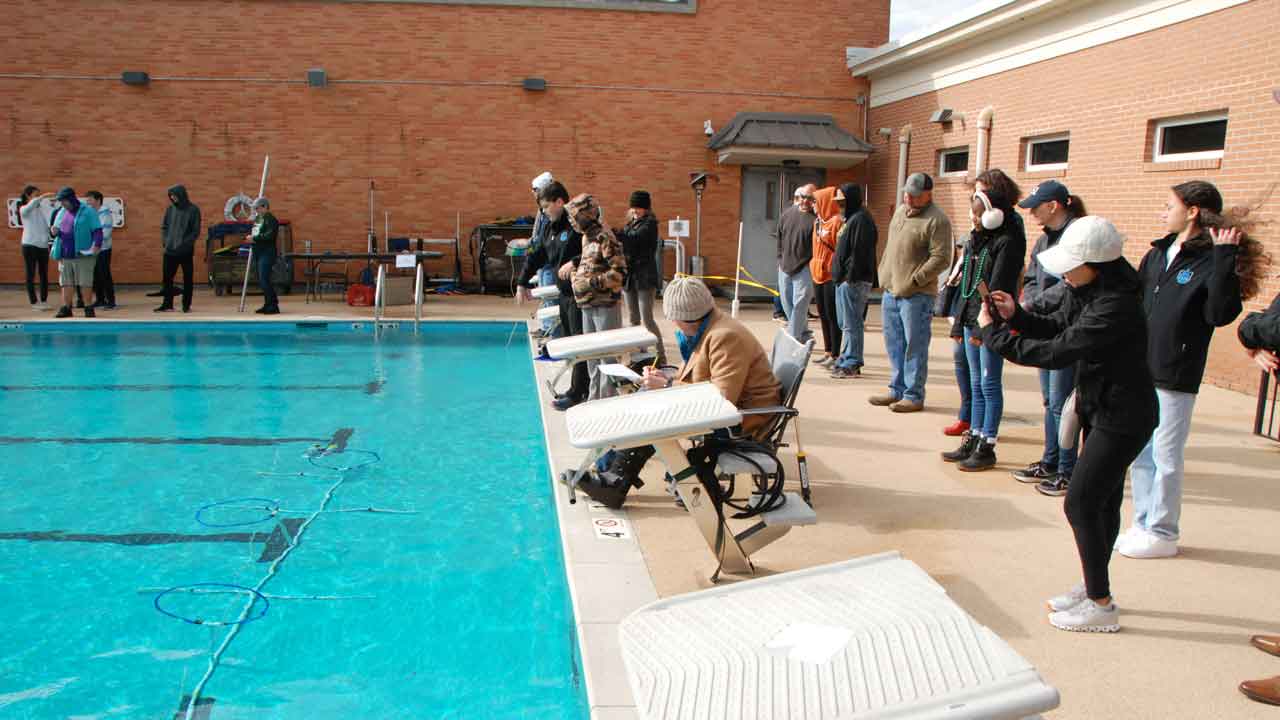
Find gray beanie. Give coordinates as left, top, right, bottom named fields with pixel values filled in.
left=252, top=196, right=270, bottom=209
left=662, top=276, right=715, bottom=322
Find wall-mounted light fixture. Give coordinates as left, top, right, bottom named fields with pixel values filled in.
left=522, top=77, right=547, bottom=91
left=307, top=69, right=327, bottom=88
left=929, top=108, right=954, bottom=124
left=121, top=71, right=149, bottom=86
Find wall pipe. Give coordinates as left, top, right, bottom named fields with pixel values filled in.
left=895, top=124, right=912, bottom=205
left=976, top=106, right=995, bottom=174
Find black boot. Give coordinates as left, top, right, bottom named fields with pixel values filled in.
left=55, top=305, right=72, bottom=319
left=575, top=471, right=634, bottom=509
left=958, top=439, right=997, bottom=472
left=941, top=432, right=977, bottom=463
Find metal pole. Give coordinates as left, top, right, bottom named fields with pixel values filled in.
left=374, top=264, right=386, bottom=323
left=414, top=261, right=424, bottom=332
left=694, top=189, right=703, bottom=259
left=731, top=222, right=743, bottom=318
left=257, top=156, right=270, bottom=200
left=238, top=247, right=254, bottom=313
left=367, top=180, right=376, bottom=253
left=384, top=211, right=390, bottom=254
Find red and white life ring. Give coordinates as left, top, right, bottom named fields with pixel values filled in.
left=224, top=193, right=254, bottom=222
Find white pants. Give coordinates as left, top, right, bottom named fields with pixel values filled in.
left=1129, top=388, right=1197, bottom=541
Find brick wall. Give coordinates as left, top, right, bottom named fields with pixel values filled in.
left=0, top=0, right=886, bottom=292
left=865, top=0, right=1280, bottom=394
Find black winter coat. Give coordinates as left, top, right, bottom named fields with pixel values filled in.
left=983, top=259, right=1158, bottom=437
left=1239, top=291, right=1280, bottom=352
left=1138, top=233, right=1242, bottom=394
left=954, top=220, right=1026, bottom=329
left=615, top=214, right=660, bottom=291
left=831, top=208, right=878, bottom=287
left=517, top=213, right=583, bottom=295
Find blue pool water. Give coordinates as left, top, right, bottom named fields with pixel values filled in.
left=0, top=322, right=587, bottom=720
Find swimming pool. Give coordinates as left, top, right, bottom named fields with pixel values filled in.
left=0, top=322, right=588, bottom=720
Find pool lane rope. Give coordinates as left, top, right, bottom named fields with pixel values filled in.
left=172, top=444, right=387, bottom=720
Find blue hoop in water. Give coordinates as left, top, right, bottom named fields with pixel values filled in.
left=195, top=497, right=280, bottom=528
left=154, top=583, right=269, bottom=627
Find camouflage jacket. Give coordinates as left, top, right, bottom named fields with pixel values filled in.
left=572, top=228, right=627, bottom=308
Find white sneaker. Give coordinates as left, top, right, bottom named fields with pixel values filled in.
left=1113, top=526, right=1143, bottom=551
left=1049, top=599, right=1120, bottom=633
left=1118, top=529, right=1178, bottom=559
left=1047, top=583, right=1119, bottom=612
left=32, top=302, right=51, bottom=311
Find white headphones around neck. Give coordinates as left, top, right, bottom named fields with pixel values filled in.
left=974, top=190, right=1005, bottom=231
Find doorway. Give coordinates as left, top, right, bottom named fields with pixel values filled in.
left=739, top=165, right=825, bottom=298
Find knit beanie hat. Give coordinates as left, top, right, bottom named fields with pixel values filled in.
left=566, top=193, right=604, bottom=237
left=628, top=190, right=651, bottom=210
left=663, top=276, right=715, bottom=321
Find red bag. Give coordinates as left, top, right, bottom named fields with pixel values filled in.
left=346, top=284, right=375, bottom=307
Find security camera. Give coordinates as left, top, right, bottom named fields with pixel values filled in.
left=703, top=120, right=714, bottom=137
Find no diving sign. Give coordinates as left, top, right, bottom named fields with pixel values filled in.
left=592, top=517, right=632, bottom=540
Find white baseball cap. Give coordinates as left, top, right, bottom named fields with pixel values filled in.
left=531, top=171, right=554, bottom=192
left=1036, top=215, right=1125, bottom=276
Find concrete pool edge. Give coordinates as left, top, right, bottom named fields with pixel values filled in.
left=527, top=322, right=654, bottom=720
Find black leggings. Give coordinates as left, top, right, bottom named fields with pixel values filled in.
left=815, top=282, right=841, bottom=355
left=557, top=293, right=589, bottom=400
left=22, top=245, right=49, bottom=304
left=1065, top=427, right=1149, bottom=600
left=161, top=252, right=194, bottom=310
left=93, top=248, right=115, bottom=305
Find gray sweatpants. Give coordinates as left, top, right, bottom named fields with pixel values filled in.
left=581, top=303, right=623, bottom=400
left=623, top=286, right=666, bottom=363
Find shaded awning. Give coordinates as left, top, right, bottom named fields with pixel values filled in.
left=707, top=112, right=874, bottom=168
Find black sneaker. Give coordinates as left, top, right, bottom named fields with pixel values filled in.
left=261, top=306, right=280, bottom=315
left=958, top=440, right=997, bottom=472
left=1012, top=461, right=1056, bottom=484
left=55, top=305, right=73, bottom=318
left=181, top=306, right=191, bottom=314
left=830, top=366, right=861, bottom=379
left=154, top=304, right=174, bottom=313
left=83, top=306, right=96, bottom=318
left=551, top=395, right=583, bottom=412
left=941, top=432, right=978, bottom=463
left=1036, top=474, right=1070, bottom=497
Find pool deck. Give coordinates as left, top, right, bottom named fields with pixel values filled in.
left=4, top=287, right=1278, bottom=720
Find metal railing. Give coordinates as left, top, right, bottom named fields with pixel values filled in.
left=238, top=248, right=254, bottom=313
left=373, top=264, right=387, bottom=324
left=413, top=261, right=424, bottom=333
left=1255, top=371, right=1279, bottom=442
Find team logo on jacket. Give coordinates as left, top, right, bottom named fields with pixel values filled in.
left=1176, top=269, right=1194, bottom=285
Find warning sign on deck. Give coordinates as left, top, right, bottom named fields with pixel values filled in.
left=591, top=517, right=632, bottom=540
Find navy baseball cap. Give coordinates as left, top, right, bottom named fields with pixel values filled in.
left=1018, top=180, right=1069, bottom=209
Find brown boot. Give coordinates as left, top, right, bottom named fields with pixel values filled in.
left=868, top=394, right=899, bottom=407
left=1239, top=675, right=1280, bottom=706
left=1251, top=634, right=1280, bottom=658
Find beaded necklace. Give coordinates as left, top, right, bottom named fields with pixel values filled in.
left=960, top=245, right=989, bottom=299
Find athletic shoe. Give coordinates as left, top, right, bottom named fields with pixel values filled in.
left=868, top=394, right=899, bottom=407
left=55, top=305, right=72, bottom=318
left=260, top=307, right=280, bottom=315
left=1045, top=583, right=1121, bottom=612
left=83, top=306, right=96, bottom=318
left=181, top=306, right=191, bottom=314
left=1118, top=529, right=1178, bottom=559
left=154, top=304, right=174, bottom=312
left=1036, top=474, right=1069, bottom=496
left=1012, top=461, right=1056, bottom=484
left=957, top=440, right=997, bottom=472
left=942, top=420, right=970, bottom=436
left=552, top=395, right=583, bottom=412
left=942, top=432, right=978, bottom=463
left=1049, top=599, right=1120, bottom=633
left=830, top=366, right=861, bottom=379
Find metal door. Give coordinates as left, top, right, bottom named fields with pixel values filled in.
left=739, top=166, right=825, bottom=297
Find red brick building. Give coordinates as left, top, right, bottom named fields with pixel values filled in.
left=849, top=0, right=1280, bottom=393
left=1, top=0, right=884, bottom=294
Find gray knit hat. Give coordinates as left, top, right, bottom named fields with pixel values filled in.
left=662, top=276, right=715, bottom=322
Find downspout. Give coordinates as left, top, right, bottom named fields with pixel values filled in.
left=857, top=93, right=870, bottom=205
left=976, top=106, right=995, bottom=174
left=895, top=123, right=912, bottom=205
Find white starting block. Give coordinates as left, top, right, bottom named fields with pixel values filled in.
left=564, top=382, right=811, bottom=576
left=531, top=284, right=560, bottom=301
left=542, top=325, right=658, bottom=395
left=619, top=551, right=1061, bottom=720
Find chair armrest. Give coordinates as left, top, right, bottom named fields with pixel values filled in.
left=739, top=405, right=798, bottom=417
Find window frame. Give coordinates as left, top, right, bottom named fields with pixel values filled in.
left=1024, top=133, right=1070, bottom=172
left=937, top=146, right=970, bottom=178
left=1152, top=111, right=1228, bottom=163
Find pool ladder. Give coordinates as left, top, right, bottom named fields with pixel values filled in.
left=372, top=262, right=425, bottom=334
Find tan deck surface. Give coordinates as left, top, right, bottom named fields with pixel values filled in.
left=5, top=287, right=1278, bottom=719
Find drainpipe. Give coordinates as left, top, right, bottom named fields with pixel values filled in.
left=976, top=106, right=995, bottom=174
left=895, top=123, right=912, bottom=205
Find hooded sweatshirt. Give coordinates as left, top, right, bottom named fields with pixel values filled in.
left=19, top=197, right=51, bottom=248
left=161, top=185, right=202, bottom=256
left=831, top=183, right=878, bottom=287
left=49, top=198, right=104, bottom=260
left=773, top=203, right=817, bottom=275
left=809, top=186, right=843, bottom=285
left=567, top=194, right=627, bottom=308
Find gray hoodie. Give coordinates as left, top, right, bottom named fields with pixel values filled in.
left=161, top=185, right=201, bottom=256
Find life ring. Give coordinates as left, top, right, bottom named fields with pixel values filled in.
left=224, top=193, right=254, bottom=222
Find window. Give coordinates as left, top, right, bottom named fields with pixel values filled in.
left=1025, top=133, right=1069, bottom=171
left=938, top=147, right=970, bottom=177
left=1153, top=112, right=1227, bottom=162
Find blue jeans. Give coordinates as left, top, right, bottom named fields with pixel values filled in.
left=881, top=291, right=933, bottom=403
left=1129, top=388, right=1197, bottom=541
left=255, top=246, right=278, bottom=309
left=953, top=335, right=972, bottom=423
left=834, top=281, right=870, bottom=369
left=538, top=266, right=560, bottom=337
left=772, top=295, right=785, bottom=316
left=963, top=326, right=1005, bottom=439
left=1038, top=367, right=1078, bottom=476
left=778, top=266, right=814, bottom=342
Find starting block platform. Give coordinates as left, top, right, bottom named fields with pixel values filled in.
left=543, top=325, right=658, bottom=394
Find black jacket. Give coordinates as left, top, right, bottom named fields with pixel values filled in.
left=1239, top=291, right=1280, bottom=352
left=615, top=214, right=660, bottom=291
left=983, top=259, right=1157, bottom=437
left=773, top=204, right=816, bottom=274
left=1138, top=232, right=1242, bottom=394
left=1021, top=216, right=1074, bottom=315
left=517, top=212, right=582, bottom=294
left=831, top=185, right=878, bottom=287
left=953, top=219, right=1026, bottom=328
left=161, top=184, right=201, bottom=257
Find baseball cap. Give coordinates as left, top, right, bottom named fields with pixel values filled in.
left=904, top=173, right=933, bottom=196
left=531, top=171, right=554, bottom=192
left=1018, top=180, right=1070, bottom=209
left=1036, top=216, right=1125, bottom=276
left=55, top=187, right=76, bottom=201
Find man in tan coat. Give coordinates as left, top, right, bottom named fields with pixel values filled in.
left=578, top=276, right=782, bottom=508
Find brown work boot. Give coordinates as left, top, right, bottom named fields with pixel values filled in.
left=1240, top=675, right=1280, bottom=706
left=868, top=394, right=899, bottom=407
left=1252, top=634, right=1280, bottom=657
left=890, top=399, right=924, bottom=413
